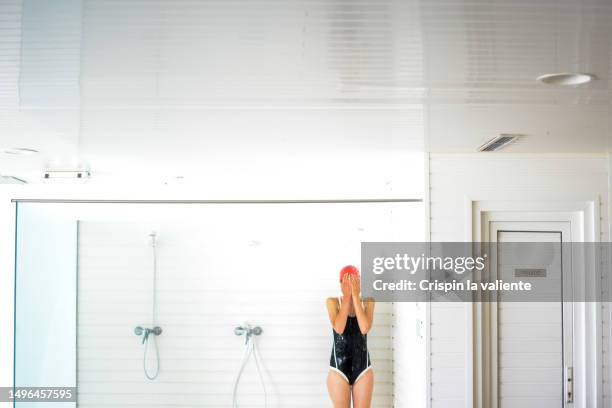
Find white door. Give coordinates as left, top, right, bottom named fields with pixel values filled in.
left=490, top=221, right=573, bottom=408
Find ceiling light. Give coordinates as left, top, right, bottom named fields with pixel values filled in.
left=2, top=147, right=39, bottom=156
left=536, top=72, right=596, bottom=86
left=478, top=134, right=522, bottom=152
left=43, top=170, right=90, bottom=180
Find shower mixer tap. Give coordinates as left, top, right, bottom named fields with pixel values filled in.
left=234, top=324, right=262, bottom=344
left=232, top=323, right=267, bottom=407
left=135, top=326, right=163, bottom=344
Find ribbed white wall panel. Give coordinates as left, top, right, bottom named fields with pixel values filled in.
left=3, top=0, right=612, bottom=185
left=79, top=0, right=424, bottom=107
left=0, top=0, right=21, bottom=106
left=74, top=0, right=611, bottom=106
left=0, top=1, right=82, bottom=163
left=428, top=153, right=609, bottom=407
left=393, top=302, right=426, bottom=408
left=6, top=0, right=611, bottom=109
left=19, top=0, right=82, bottom=106
left=76, top=202, right=425, bottom=407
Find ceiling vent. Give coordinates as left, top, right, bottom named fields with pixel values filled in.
left=478, top=134, right=521, bottom=152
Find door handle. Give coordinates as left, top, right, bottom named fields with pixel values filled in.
left=566, top=366, right=573, bottom=404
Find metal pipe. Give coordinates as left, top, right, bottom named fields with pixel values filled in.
left=11, top=198, right=422, bottom=204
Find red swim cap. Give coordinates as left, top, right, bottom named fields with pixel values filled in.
left=340, top=265, right=359, bottom=282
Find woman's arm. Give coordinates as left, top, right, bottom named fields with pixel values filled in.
left=326, top=275, right=352, bottom=334
left=350, top=275, right=375, bottom=335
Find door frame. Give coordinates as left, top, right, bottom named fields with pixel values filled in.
left=465, top=198, right=601, bottom=408
left=488, top=221, right=573, bottom=408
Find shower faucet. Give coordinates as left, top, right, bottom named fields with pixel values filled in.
left=134, top=326, right=162, bottom=344
left=234, top=324, right=262, bottom=344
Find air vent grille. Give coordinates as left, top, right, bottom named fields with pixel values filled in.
left=478, top=134, right=520, bottom=152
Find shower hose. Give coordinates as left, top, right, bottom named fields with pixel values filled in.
left=144, top=232, right=160, bottom=380
left=143, top=333, right=160, bottom=380
left=232, top=334, right=268, bottom=408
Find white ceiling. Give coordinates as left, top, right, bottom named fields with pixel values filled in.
left=0, top=0, right=611, bottom=187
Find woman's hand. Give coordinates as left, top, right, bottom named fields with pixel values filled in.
left=341, top=274, right=352, bottom=298
left=350, top=274, right=361, bottom=299
left=350, top=275, right=374, bottom=335
left=328, top=275, right=354, bottom=335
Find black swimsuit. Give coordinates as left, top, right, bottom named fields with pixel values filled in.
left=329, top=298, right=372, bottom=385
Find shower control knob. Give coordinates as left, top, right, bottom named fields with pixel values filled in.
left=134, top=326, right=144, bottom=335
left=152, top=326, right=162, bottom=336
left=252, top=326, right=263, bottom=336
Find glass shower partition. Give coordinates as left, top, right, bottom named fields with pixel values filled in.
left=13, top=203, right=78, bottom=407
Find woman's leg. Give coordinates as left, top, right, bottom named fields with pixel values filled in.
left=327, top=370, right=351, bottom=408
left=351, top=369, right=374, bottom=408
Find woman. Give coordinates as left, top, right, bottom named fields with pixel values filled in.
left=326, top=266, right=375, bottom=408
